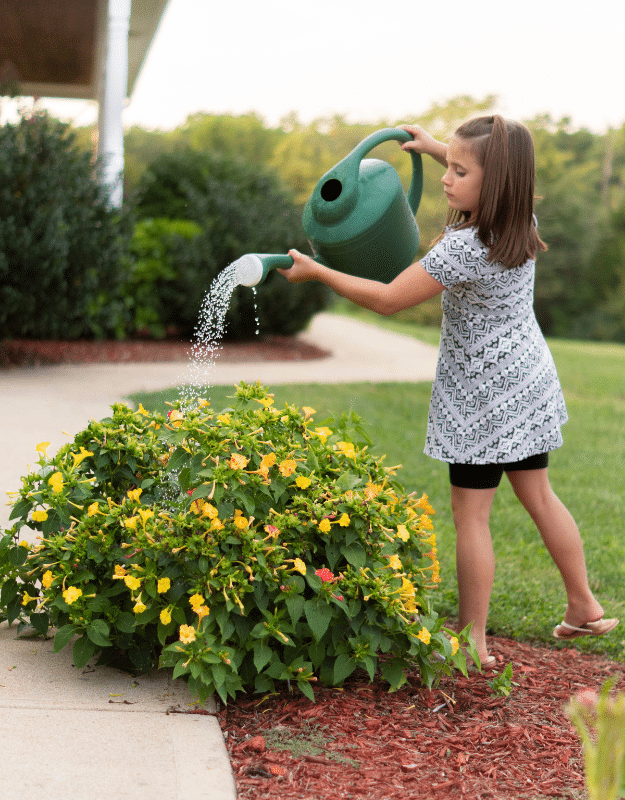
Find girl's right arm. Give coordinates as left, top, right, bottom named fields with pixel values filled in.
left=399, top=125, right=448, bottom=167
left=277, top=251, right=444, bottom=317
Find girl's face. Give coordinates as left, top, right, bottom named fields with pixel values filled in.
left=441, top=136, right=484, bottom=221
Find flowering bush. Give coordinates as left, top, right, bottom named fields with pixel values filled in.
left=0, top=382, right=474, bottom=704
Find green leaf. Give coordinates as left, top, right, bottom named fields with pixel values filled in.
left=297, top=678, right=316, bottom=702
left=304, top=599, right=333, bottom=642
left=115, top=612, right=136, bottom=633
left=53, top=623, right=78, bottom=653
left=285, top=594, right=305, bottom=626
left=165, top=447, right=191, bottom=474
left=380, top=658, right=408, bottom=691
left=253, top=642, right=272, bottom=672
left=8, top=546, right=28, bottom=567
left=336, top=471, right=363, bottom=492
left=333, top=653, right=356, bottom=684
left=29, top=612, right=50, bottom=637
left=73, top=634, right=97, bottom=669
left=308, top=641, right=326, bottom=669
left=9, top=499, right=31, bottom=521
left=341, top=542, right=366, bottom=570
left=86, top=619, right=111, bottom=647
left=0, top=579, right=19, bottom=606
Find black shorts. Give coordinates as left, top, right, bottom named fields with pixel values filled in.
left=449, top=452, right=549, bottom=489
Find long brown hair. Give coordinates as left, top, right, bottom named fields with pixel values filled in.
left=443, top=115, right=547, bottom=268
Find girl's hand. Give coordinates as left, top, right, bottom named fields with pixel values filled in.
left=399, top=125, right=448, bottom=167
left=277, top=249, right=320, bottom=283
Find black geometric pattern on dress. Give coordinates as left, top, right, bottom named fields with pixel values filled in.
left=420, top=227, right=568, bottom=464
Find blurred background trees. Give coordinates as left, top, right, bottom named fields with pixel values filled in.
left=2, top=95, right=624, bottom=341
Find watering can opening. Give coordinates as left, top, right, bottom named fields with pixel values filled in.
left=320, top=178, right=343, bottom=202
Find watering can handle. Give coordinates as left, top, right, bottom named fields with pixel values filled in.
left=352, top=128, right=423, bottom=215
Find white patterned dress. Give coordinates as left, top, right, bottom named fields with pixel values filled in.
left=420, top=226, right=568, bottom=464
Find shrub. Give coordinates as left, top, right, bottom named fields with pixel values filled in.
left=132, top=150, right=332, bottom=339
left=0, top=383, right=474, bottom=704
left=0, top=108, right=131, bottom=340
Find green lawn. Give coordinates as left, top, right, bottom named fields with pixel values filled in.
left=129, top=320, right=625, bottom=662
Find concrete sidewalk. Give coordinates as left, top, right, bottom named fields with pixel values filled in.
left=0, top=313, right=438, bottom=800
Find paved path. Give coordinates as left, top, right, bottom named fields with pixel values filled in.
left=0, top=313, right=438, bottom=800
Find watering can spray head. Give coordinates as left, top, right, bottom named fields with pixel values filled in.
left=233, top=253, right=296, bottom=288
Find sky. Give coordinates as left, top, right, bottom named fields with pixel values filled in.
left=4, top=0, right=625, bottom=133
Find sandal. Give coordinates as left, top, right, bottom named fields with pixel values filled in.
left=553, top=617, right=619, bottom=640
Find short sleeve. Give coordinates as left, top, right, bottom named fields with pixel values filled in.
left=420, top=229, right=485, bottom=288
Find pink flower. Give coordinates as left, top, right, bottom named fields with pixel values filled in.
left=315, top=568, right=335, bottom=583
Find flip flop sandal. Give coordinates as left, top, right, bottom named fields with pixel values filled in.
left=553, top=617, right=619, bottom=640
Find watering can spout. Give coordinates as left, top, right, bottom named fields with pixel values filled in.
left=233, top=252, right=325, bottom=288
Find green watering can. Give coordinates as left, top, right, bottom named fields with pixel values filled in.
left=233, top=128, right=423, bottom=287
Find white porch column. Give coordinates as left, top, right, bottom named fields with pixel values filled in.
left=97, top=0, right=131, bottom=207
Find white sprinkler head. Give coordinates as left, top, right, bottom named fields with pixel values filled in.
left=234, top=254, right=263, bottom=287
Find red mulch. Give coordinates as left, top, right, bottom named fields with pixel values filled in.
left=0, top=336, right=329, bottom=368
left=220, top=635, right=623, bottom=799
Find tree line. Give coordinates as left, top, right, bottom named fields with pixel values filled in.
left=109, top=96, right=625, bottom=340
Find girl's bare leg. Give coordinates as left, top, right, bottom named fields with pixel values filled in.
left=506, top=468, right=604, bottom=626
left=450, top=485, right=498, bottom=661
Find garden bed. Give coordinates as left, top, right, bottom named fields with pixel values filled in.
left=221, top=633, right=623, bottom=799
left=0, top=335, right=330, bottom=367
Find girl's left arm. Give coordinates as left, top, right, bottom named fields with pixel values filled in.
left=277, top=249, right=444, bottom=317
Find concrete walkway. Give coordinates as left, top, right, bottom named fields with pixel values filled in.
left=0, top=313, right=438, bottom=800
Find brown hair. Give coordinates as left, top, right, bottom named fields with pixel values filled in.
left=443, top=115, right=547, bottom=268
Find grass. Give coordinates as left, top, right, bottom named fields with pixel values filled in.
left=128, top=318, right=625, bottom=663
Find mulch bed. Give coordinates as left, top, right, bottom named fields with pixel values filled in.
left=0, top=336, right=330, bottom=367
left=220, top=635, right=624, bottom=799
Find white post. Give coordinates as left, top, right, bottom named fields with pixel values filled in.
left=97, top=0, right=131, bottom=207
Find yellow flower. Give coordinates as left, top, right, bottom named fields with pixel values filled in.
left=302, top=406, right=316, bottom=419
left=160, top=608, right=172, bottom=626
left=123, top=516, right=138, bottom=530
left=338, top=513, right=350, bottom=527
left=36, top=441, right=51, bottom=458
left=336, top=441, right=356, bottom=459
left=133, top=599, right=147, bottom=615
left=113, top=565, right=127, bottom=579
left=124, top=575, right=142, bottom=591
left=87, top=502, right=100, bottom=517
left=396, top=524, right=410, bottom=542
left=417, top=627, right=431, bottom=645
left=22, top=592, right=36, bottom=606
left=202, top=503, right=218, bottom=519
left=415, top=494, right=435, bottom=515
left=211, top=518, right=224, bottom=530
left=197, top=398, right=210, bottom=408
left=260, top=453, right=276, bottom=470
left=229, top=453, right=249, bottom=471
left=450, top=636, right=460, bottom=656
left=419, top=514, right=434, bottom=531
left=48, top=472, right=64, bottom=493
left=295, top=475, right=311, bottom=490
left=138, top=508, right=154, bottom=527
left=387, top=554, right=402, bottom=571
left=63, top=586, right=82, bottom=605
left=41, top=570, right=54, bottom=589
left=127, top=488, right=142, bottom=503
left=195, top=605, right=210, bottom=622
left=217, top=413, right=231, bottom=425
left=293, top=558, right=307, bottom=576
left=279, top=458, right=297, bottom=477
left=313, top=427, right=332, bottom=443
left=31, top=509, right=48, bottom=522
left=136, top=403, right=149, bottom=416
left=71, top=447, right=94, bottom=469
left=255, top=395, right=275, bottom=409
left=157, top=577, right=171, bottom=594
left=189, top=593, right=205, bottom=610
left=179, top=624, right=196, bottom=644
left=168, top=409, right=184, bottom=428
left=364, top=482, right=382, bottom=500
left=318, top=519, right=331, bottom=533
left=234, top=514, right=249, bottom=529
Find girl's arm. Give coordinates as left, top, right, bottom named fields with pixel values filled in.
left=278, top=251, right=444, bottom=317
left=399, top=124, right=448, bottom=167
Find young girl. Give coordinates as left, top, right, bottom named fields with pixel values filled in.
left=279, top=115, right=618, bottom=669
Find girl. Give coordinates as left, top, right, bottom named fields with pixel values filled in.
left=279, top=115, right=618, bottom=669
